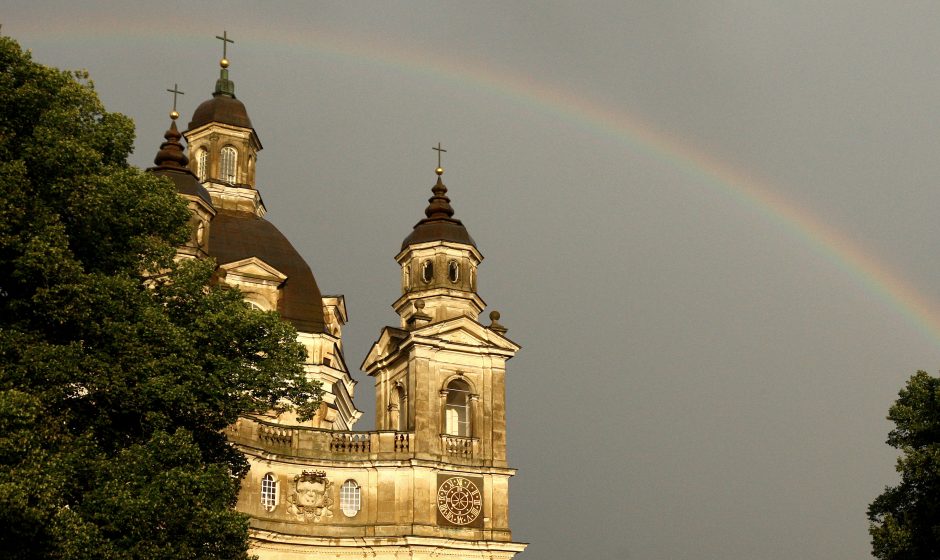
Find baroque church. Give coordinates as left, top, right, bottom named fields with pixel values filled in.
left=147, top=40, right=526, bottom=560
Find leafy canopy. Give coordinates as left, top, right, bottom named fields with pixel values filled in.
left=0, top=36, right=320, bottom=559
left=868, top=370, right=940, bottom=560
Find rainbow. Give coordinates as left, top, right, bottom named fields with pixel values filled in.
left=14, top=19, right=940, bottom=346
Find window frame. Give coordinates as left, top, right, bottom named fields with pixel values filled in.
left=220, top=145, right=238, bottom=184
left=261, top=472, right=278, bottom=511
left=339, top=479, right=361, bottom=517
left=422, top=260, right=434, bottom=283
left=443, top=379, right=471, bottom=437
left=196, top=148, right=208, bottom=181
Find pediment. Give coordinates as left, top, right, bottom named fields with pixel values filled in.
left=413, top=316, right=520, bottom=352
left=363, top=318, right=519, bottom=375
left=439, top=329, right=480, bottom=345
left=219, top=257, right=287, bottom=284
left=361, top=327, right=408, bottom=373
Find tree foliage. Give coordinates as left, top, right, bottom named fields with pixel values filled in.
left=868, top=370, right=940, bottom=559
left=0, top=37, right=320, bottom=559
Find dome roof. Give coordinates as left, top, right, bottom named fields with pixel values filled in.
left=147, top=120, right=212, bottom=207
left=401, top=218, right=476, bottom=249
left=209, top=210, right=326, bottom=333
left=188, top=93, right=253, bottom=130
left=153, top=168, right=212, bottom=208
left=187, top=68, right=253, bottom=131
left=402, top=174, right=476, bottom=250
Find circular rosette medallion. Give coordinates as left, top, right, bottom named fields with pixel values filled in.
left=437, top=476, right=482, bottom=526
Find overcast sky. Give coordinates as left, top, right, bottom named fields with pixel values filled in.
left=6, top=2, right=940, bottom=558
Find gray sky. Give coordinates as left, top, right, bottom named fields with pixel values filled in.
left=6, top=2, right=940, bottom=558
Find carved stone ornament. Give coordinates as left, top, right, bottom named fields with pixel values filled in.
left=287, top=470, right=334, bottom=522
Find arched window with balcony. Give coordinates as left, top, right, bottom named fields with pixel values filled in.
left=443, top=378, right=471, bottom=437
left=220, top=145, right=237, bottom=183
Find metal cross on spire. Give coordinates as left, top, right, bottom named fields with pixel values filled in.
left=216, top=30, right=234, bottom=67
left=166, top=83, right=184, bottom=120
left=433, top=142, right=447, bottom=175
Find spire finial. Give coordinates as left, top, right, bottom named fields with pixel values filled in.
left=212, top=31, right=236, bottom=97
left=216, top=30, right=234, bottom=68
left=433, top=142, right=447, bottom=175
left=152, top=120, right=189, bottom=169
left=166, top=83, right=184, bottom=120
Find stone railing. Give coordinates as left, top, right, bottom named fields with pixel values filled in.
left=329, top=432, right=371, bottom=453
left=229, top=416, right=411, bottom=460
left=258, top=423, right=295, bottom=445
left=394, top=432, right=410, bottom=453
left=441, top=434, right=477, bottom=457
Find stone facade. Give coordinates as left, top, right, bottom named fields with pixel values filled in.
left=165, top=58, right=525, bottom=559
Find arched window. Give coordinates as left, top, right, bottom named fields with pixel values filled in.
left=444, top=379, right=471, bottom=437
left=448, top=260, right=459, bottom=283
left=196, top=148, right=208, bottom=181
left=422, top=260, right=433, bottom=283
left=261, top=473, right=278, bottom=510
left=340, top=480, right=361, bottom=517
left=220, top=146, right=237, bottom=183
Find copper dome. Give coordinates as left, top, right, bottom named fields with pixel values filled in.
left=188, top=93, right=253, bottom=131
left=209, top=211, right=326, bottom=333
left=147, top=120, right=212, bottom=207
left=401, top=175, right=476, bottom=250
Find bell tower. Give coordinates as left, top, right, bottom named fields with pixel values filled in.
left=395, top=165, right=485, bottom=328
left=359, top=158, right=523, bottom=553
left=183, top=31, right=264, bottom=216
left=363, top=156, right=520, bottom=475
left=146, top=86, right=215, bottom=261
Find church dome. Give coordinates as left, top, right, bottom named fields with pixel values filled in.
left=209, top=211, right=327, bottom=333
left=188, top=93, right=253, bottom=130
left=187, top=64, right=253, bottom=131
left=402, top=173, right=476, bottom=250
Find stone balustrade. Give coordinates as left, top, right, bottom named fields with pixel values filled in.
left=229, top=416, right=412, bottom=460
left=441, top=434, right=477, bottom=457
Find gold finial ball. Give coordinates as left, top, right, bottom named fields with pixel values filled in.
left=436, top=167, right=444, bottom=176
left=169, top=110, right=180, bottom=120
left=489, top=310, right=501, bottom=321
left=220, top=57, right=230, bottom=68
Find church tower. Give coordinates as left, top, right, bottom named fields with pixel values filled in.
left=184, top=32, right=263, bottom=217
left=146, top=94, right=215, bottom=261
left=359, top=162, right=525, bottom=553
left=365, top=163, right=518, bottom=472
left=151, top=33, right=525, bottom=559
left=167, top=39, right=361, bottom=430
left=223, top=162, right=525, bottom=560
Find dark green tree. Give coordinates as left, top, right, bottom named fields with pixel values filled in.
left=868, top=370, right=940, bottom=559
left=0, top=36, right=321, bottom=559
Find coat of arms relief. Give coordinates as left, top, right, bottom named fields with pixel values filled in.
left=287, top=470, right=333, bottom=522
